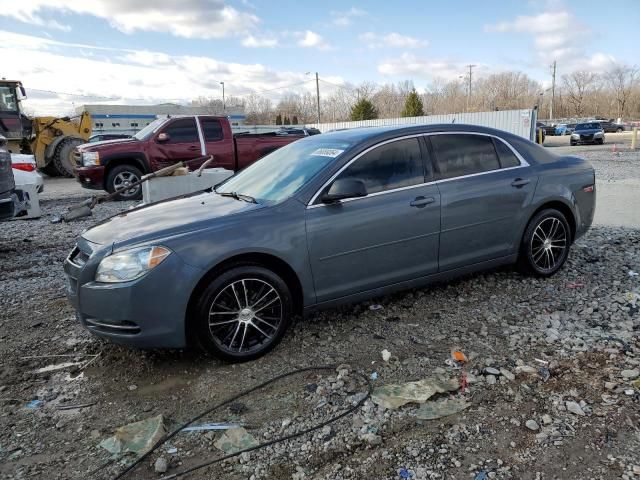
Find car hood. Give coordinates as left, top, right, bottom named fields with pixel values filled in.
left=82, top=191, right=263, bottom=247
left=77, top=138, right=141, bottom=152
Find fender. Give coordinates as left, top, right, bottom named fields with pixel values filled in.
left=101, top=151, right=151, bottom=173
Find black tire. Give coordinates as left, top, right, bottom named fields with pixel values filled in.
left=105, top=164, right=143, bottom=201
left=570, top=141, right=577, bottom=146
left=194, top=265, right=292, bottom=362
left=39, top=162, right=61, bottom=177
left=52, top=137, right=85, bottom=177
left=616, top=127, right=623, bottom=133
left=518, top=209, right=572, bottom=277
left=597, top=138, right=604, bottom=145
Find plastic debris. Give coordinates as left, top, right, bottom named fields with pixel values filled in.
left=567, top=281, right=585, bottom=289
left=628, top=270, right=639, bottom=277
left=372, top=377, right=459, bottom=409
left=181, top=422, right=240, bottom=432
left=381, top=349, right=392, bottom=362
left=32, top=361, right=83, bottom=374
left=415, top=397, right=470, bottom=420
left=369, top=304, right=383, bottom=310
left=399, top=467, right=412, bottom=478
left=26, top=399, right=42, bottom=409
left=474, top=471, right=489, bottom=480
left=99, top=415, right=166, bottom=455
left=214, top=426, right=258, bottom=454
left=451, top=349, right=468, bottom=363
left=166, top=446, right=178, bottom=454
left=539, top=367, right=551, bottom=382
left=370, top=371, right=379, bottom=381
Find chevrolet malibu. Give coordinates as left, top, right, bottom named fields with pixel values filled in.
left=64, top=125, right=596, bottom=361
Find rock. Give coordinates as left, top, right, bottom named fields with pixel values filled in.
left=566, top=401, right=586, bottom=416
left=360, top=433, right=382, bottom=445
left=485, top=375, right=497, bottom=385
left=500, top=368, right=515, bottom=381
left=621, top=369, right=639, bottom=380
left=604, top=381, right=617, bottom=390
left=541, top=414, right=553, bottom=425
left=381, top=349, right=391, bottom=362
left=154, top=457, right=168, bottom=473
left=525, top=419, right=539, bottom=431
left=484, top=367, right=501, bottom=375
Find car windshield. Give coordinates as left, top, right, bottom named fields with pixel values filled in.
left=133, top=118, right=167, bottom=140
left=216, top=137, right=353, bottom=203
left=576, top=123, right=600, bottom=130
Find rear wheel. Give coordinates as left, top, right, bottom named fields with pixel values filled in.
left=518, top=209, right=571, bottom=277
left=194, top=266, right=292, bottom=362
left=616, top=127, right=623, bottom=133
left=106, top=164, right=143, bottom=201
left=39, top=162, right=62, bottom=177
left=53, top=137, right=84, bottom=177
left=597, top=138, right=604, bottom=145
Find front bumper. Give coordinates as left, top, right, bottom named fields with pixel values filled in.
left=64, top=240, right=204, bottom=349
left=75, top=166, right=106, bottom=191
left=571, top=134, right=603, bottom=144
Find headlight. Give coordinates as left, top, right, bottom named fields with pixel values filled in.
left=95, top=246, right=171, bottom=283
left=571, top=133, right=579, bottom=138
left=82, top=152, right=100, bottom=166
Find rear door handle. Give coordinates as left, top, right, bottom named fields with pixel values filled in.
left=511, top=178, right=530, bottom=188
left=410, top=196, right=435, bottom=207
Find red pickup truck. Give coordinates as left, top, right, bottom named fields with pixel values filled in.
left=74, top=116, right=310, bottom=200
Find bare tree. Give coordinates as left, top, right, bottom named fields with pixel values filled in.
left=605, top=64, right=639, bottom=119
left=562, top=71, right=598, bottom=117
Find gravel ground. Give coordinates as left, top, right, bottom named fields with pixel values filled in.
left=1, top=149, right=639, bottom=480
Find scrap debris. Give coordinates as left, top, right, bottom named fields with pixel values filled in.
left=213, top=427, right=258, bottom=454
left=371, top=377, right=460, bottom=409
left=99, top=415, right=166, bottom=455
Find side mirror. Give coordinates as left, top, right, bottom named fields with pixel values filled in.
left=321, top=178, right=367, bottom=203
left=19, top=86, right=27, bottom=98
left=157, top=132, right=170, bottom=143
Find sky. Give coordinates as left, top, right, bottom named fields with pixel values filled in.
left=0, top=0, right=636, bottom=115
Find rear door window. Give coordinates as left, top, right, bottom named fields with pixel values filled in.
left=430, top=134, right=501, bottom=180
left=161, top=118, right=199, bottom=144
left=201, top=118, right=224, bottom=142
left=336, top=137, right=424, bottom=195
left=493, top=139, right=521, bottom=168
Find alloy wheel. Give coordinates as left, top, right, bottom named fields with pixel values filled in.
left=113, top=171, right=140, bottom=197
left=530, top=217, right=567, bottom=272
left=208, top=278, right=283, bottom=355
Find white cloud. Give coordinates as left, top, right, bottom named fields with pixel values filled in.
left=360, top=32, right=428, bottom=49
left=1, top=0, right=259, bottom=39
left=297, top=30, right=331, bottom=50
left=0, top=30, right=331, bottom=115
left=378, top=53, right=483, bottom=81
left=241, top=34, right=279, bottom=48
left=330, top=7, right=367, bottom=27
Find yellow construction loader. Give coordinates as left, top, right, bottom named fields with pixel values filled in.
left=0, top=79, right=92, bottom=177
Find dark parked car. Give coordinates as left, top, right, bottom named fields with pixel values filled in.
left=65, top=124, right=596, bottom=361
left=0, top=135, right=17, bottom=221
left=537, top=122, right=556, bottom=136
left=88, top=133, right=132, bottom=143
left=599, top=121, right=624, bottom=133
left=570, top=123, right=605, bottom=145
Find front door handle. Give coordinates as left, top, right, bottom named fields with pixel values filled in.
left=410, top=196, right=435, bottom=208
left=187, top=145, right=200, bottom=151
left=511, top=178, right=530, bottom=188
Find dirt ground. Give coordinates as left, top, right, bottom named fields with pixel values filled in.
left=1, top=144, right=639, bottom=480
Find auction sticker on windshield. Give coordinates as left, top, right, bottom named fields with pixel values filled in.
left=311, top=148, right=344, bottom=157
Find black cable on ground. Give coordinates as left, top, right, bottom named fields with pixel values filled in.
left=107, top=365, right=372, bottom=480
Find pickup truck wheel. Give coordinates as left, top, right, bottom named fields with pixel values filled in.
left=106, top=165, right=143, bottom=201
left=518, top=209, right=571, bottom=277
left=195, top=266, right=292, bottom=362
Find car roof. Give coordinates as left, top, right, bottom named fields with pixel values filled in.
left=318, top=123, right=522, bottom=144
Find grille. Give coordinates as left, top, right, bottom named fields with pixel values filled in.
left=68, top=246, right=89, bottom=267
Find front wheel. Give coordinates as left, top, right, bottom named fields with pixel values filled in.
left=106, top=164, right=143, bottom=201
left=518, top=209, right=571, bottom=277
left=194, top=266, right=293, bottom=361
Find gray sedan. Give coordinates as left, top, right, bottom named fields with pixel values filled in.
left=64, top=124, right=596, bottom=361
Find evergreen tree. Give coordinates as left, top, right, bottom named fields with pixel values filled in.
left=283, top=116, right=290, bottom=125
left=401, top=89, right=425, bottom=117
left=350, top=98, right=378, bottom=121
left=292, top=115, right=298, bottom=125
left=275, top=113, right=282, bottom=125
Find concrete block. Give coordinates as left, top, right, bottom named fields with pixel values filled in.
left=142, top=168, right=234, bottom=204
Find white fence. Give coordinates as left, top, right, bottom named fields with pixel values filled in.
left=305, top=109, right=537, bottom=140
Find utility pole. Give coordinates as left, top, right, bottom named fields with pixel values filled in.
left=550, top=61, right=556, bottom=121
left=220, top=81, right=225, bottom=113
left=465, top=64, right=476, bottom=113
left=315, top=72, right=321, bottom=124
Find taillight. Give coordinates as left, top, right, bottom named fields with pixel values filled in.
left=583, top=185, right=594, bottom=193
left=13, top=163, right=36, bottom=172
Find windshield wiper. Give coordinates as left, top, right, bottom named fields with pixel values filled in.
left=218, top=191, right=257, bottom=204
